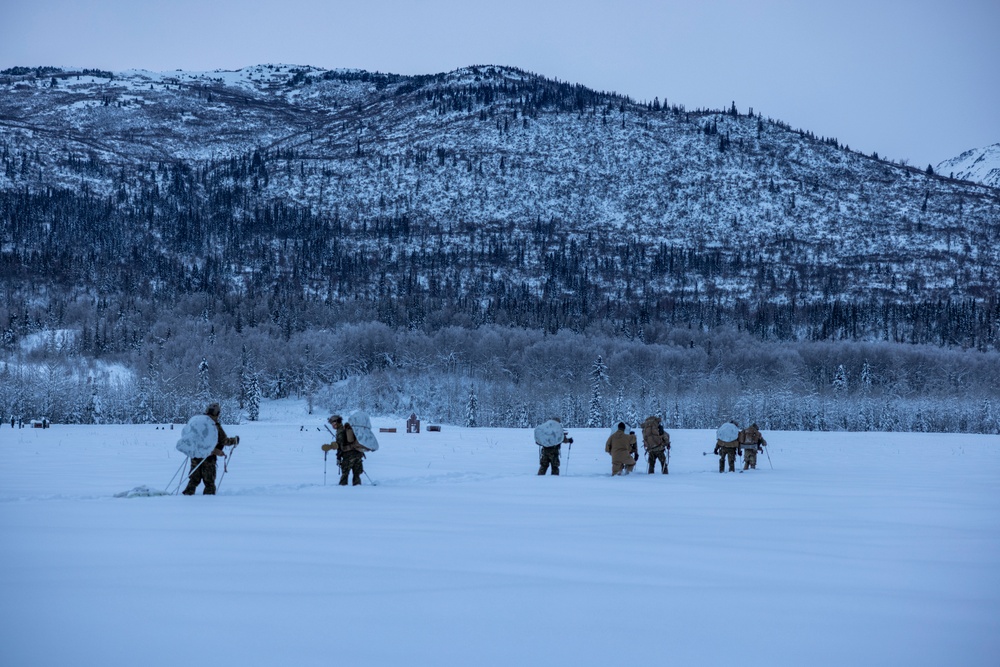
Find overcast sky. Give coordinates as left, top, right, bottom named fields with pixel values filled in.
left=3, top=0, right=997, bottom=168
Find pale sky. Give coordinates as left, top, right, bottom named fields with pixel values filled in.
left=2, top=0, right=997, bottom=168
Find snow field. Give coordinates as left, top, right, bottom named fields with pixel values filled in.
left=0, top=415, right=998, bottom=666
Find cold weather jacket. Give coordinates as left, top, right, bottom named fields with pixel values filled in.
left=739, top=426, right=766, bottom=450
left=606, top=429, right=635, bottom=467
left=641, top=417, right=668, bottom=453
left=198, top=419, right=236, bottom=462
left=337, top=424, right=368, bottom=453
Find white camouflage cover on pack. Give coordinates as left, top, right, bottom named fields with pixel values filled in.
left=534, top=419, right=564, bottom=447
left=348, top=410, right=379, bottom=452
left=175, top=414, right=218, bottom=457
left=716, top=422, right=739, bottom=443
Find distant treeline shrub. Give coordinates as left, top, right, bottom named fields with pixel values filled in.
left=2, top=322, right=997, bottom=433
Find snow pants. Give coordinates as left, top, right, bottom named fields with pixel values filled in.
left=647, top=449, right=668, bottom=474
left=612, top=461, right=635, bottom=475
left=718, top=448, right=737, bottom=472
left=743, top=448, right=758, bottom=469
left=183, top=457, right=218, bottom=495
left=538, top=445, right=561, bottom=475
left=339, top=450, right=364, bottom=486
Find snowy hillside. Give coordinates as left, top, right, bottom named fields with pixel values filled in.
left=937, top=143, right=1000, bottom=188
left=2, top=64, right=999, bottom=428
left=0, top=415, right=997, bottom=666
left=2, top=63, right=998, bottom=314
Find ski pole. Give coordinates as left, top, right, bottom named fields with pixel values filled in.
left=764, top=444, right=773, bottom=469
left=666, top=447, right=670, bottom=474
left=217, top=443, right=238, bottom=491
left=165, top=458, right=188, bottom=493
left=363, top=470, right=378, bottom=486
left=323, top=450, right=328, bottom=485
left=565, top=442, right=571, bottom=475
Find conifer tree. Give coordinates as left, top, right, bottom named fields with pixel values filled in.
left=832, top=364, right=848, bottom=394
left=245, top=357, right=261, bottom=422
left=465, top=386, right=478, bottom=428
left=198, top=357, right=210, bottom=404
left=588, top=355, right=609, bottom=428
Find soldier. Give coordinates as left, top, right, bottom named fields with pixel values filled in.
left=739, top=423, right=767, bottom=470
left=606, top=422, right=635, bottom=476
left=714, top=421, right=740, bottom=473
left=182, top=402, right=239, bottom=495
left=535, top=417, right=571, bottom=475
left=641, top=415, right=670, bottom=474
left=329, top=414, right=372, bottom=486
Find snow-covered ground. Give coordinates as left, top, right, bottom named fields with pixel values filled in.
left=1, top=401, right=998, bottom=666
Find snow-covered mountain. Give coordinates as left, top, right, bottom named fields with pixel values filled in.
left=936, top=143, right=1000, bottom=188
left=2, top=64, right=999, bottom=427
left=1, top=63, right=998, bottom=341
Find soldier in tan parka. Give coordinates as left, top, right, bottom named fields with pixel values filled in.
left=641, top=415, right=670, bottom=474
left=739, top=423, right=767, bottom=470
left=605, top=422, right=635, bottom=475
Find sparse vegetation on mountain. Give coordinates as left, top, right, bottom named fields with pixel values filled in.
left=1, top=64, right=997, bottom=429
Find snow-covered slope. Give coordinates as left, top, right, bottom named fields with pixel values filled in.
left=1, top=64, right=998, bottom=336
left=937, top=143, right=1000, bottom=188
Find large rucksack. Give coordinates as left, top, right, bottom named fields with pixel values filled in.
left=642, top=416, right=665, bottom=450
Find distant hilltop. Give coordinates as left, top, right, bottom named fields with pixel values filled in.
left=936, top=144, right=1000, bottom=189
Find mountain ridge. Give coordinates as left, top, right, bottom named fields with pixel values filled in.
left=1, top=63, right=998, bottom=346
left=936, top=143, right=1000, bottom=188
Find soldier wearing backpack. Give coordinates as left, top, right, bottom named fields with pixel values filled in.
left=739, top=423, right=767, bottom=470
left=327, top=414, right=373, bottom=486
left=641, top=415, right=670, bottom=474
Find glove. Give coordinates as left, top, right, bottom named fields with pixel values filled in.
left=758, top=446, right=763, bottom=452
left=233, top=435, right=240, bottom=445
left=713, top=446, right=720, bottom=455
left=738, top=448, right=743, bottom=456
left=321, top=443, right=334, bottom=452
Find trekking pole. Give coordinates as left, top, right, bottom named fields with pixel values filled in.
left=764, top=445, right=773, bottom=469
left=363, top=470, right=378, bottom=486
left=217, top=443, right=238, bottom=492
left=666, top=447, right=670, bottom=474
left=323, top=450, right=328, bottom=485
left=565, top=442, right=571, bottom=475
left=164, top=458, right=188, bottom=493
